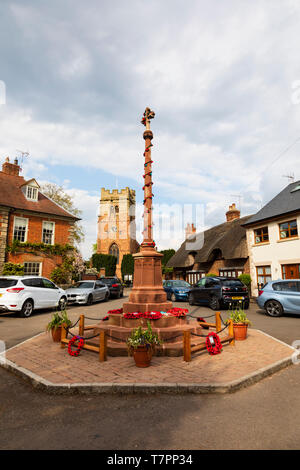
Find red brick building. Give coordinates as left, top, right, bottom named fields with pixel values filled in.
left=0, top=157, right=79, bottom=278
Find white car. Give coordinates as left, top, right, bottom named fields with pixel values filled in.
left=0, top=276, right=67, bottom=317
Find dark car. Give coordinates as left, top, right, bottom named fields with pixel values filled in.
left=188, top=276, right=249, bottom=310
left=100, top=277, right=124, bottom=299
left=163, top=280, right=191, bottom=301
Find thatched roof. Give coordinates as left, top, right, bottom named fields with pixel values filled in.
left=167, top=215, right=252, bottom=268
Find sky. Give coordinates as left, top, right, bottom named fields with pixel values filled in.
left=1, top=0, right=300, bottom=259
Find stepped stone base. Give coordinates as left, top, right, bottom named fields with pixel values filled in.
left=92, top=314, right=204, bottom=357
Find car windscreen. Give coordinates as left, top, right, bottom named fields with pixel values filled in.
left=171, top=281, right=191, bottom=287
left=69, top=282, right=94, bottom=289
left=100, top=279, right=118, bottom=285
left=0, top=279, right=18, bottom=288
left=221, top=280, right=244, bottom=287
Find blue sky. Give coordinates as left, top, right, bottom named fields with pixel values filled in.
left=1, top=0, right=300, bottom=258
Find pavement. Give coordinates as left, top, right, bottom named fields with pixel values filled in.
left=1, top=292, right=300, bottom=449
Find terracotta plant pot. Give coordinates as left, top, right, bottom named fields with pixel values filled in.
left=233, top=323, right=248, bottom=341
left=51, top=326, right=62, bottom=342
left=133, top=345, right=152, bottom=368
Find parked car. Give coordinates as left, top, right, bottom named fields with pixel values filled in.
left=188, top=276, right=249, bottom=310
left=257, top=279, right=300, bottom=317
left=0, top=276, right=67, bottom=318
left=66, top=280, right=109, bottom=305
left=163, top=280, right=191, bottom=301
left=99, top=277, right=124, bottom=298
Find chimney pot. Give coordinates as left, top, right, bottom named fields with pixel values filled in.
left=226, top=203, right=240, bottom=222
left=2, top=157, right=20, bottom=176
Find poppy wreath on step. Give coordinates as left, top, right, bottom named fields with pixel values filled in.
left=168, top=308, right=188, bottom=317
left=205, top=332, right=222, bottom=355
left=143, top=311, right=162, bottom=320
left=107, top=308, right=123, bottom=315
left=68, top=336, right=85, bottom=357
left=123, top=312, right=144, bottom=319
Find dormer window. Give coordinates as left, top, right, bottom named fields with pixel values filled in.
left=26, top=185, right=38, bottom=201
left=21, top=178, right=40, bottom=202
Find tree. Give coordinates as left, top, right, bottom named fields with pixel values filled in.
left=121, top=254, right=134, bottom=279
left=91, top=253, right=117, bottom=276
left=160, top=249, right=176, bottom=268
left=40, top=183, right=84, bottom=245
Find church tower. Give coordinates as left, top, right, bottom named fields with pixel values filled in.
left=97, top=187, right=139, bottom=278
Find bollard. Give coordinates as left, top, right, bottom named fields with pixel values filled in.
left=79, top=315, right=85, bottom=336
left=215, top=311, right=221, bottom=333
left=60, top=322, right=67, bottom=348
left=99, top=330, right=107, bottom=362
left=183, top=331, right=191, bottom=362
left=228, top=319, right=235, bottom=346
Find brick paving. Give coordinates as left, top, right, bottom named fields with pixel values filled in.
left=4, top=329, right=294, bottom=386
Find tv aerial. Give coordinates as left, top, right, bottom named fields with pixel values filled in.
left=16, top=149, right=29, bottom=170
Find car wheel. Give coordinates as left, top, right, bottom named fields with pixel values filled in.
left=265, top=300, right=283, bottom=317
left=209, top=295, right=220, bottom=310
left=58, top=296, right=67, bottom=311
left=20, top=299, right=34, bottom=318
left=171, top=293, right=176, bottom=302
left=188, top=292, right=195, bottom=306
left=87, top=294, right=93, bottom=306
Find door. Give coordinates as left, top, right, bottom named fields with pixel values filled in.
left=41, top=278, right=60, bottom=308
left=22, top=278, right=45, bottom=309
left=275, top=281, right=300, bottom=313
left=282, top=264, right=300, bottom=280
left=192, top=278, right=206, bottom=303
left=95, top=281, right=107, bottom=300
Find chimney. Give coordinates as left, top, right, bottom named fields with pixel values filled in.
left=185, top=223, right=196, bottom=239
left=226, top=203, right=240, bottom=222
left=2, top=157, right=20, bottom=176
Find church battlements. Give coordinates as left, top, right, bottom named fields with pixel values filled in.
left=100, top=187, right=136, bottom=203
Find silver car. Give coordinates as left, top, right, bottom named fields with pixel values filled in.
left=66, top=280, right=109, bottom=305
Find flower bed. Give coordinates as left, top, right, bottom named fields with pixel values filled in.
left=122, top=308, right=189, bottom=320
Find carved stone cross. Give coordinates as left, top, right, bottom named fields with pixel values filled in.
left=142, top=107, right=155, bottom=130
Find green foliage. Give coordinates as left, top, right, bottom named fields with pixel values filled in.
left=126, top=321, right=162, bottom=350
left=238, top=273, right=252, bottom=289
left=50, top=266, right=70, bottom=284
left=160, top=249, right=176, bottom=267
left=227, top=303, right=251, bottom=325
left=121, top=254, right=134, bottom=278
left=91, top=253, right=117, bottom=276
left=205, top=272, right=218, bottom=277
left=1, top=262, right=24, bottom=276
left=46, top=310, right=72, bottom=332
left=40, top=183, right=84, bottom=245
left=6, top=239, right=74, bottom=256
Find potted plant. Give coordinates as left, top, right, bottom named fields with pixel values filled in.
left=227, top=302, right=251, bottom=341
left=126, top=321, right=162, bottom=368
left=46, top=310, right=72, bottom=342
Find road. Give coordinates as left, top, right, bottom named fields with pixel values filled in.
left=0, top=293, right=300, bottom=450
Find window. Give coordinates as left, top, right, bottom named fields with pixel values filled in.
left=219, top=269, right=243, bottom=278
left=22, top=278, right=43, bottom=287
left=42, top=221, right=55, bottom=245
left=254, top=227, right=269, bottom=244
left=256, top=266, right=272, bottom=285
left=26, top=186, right=38, bottom=201
left=42, top=278, right=57, bottom=289
left=109, top=243, right=119, bottom=264
left=273, top=281, right=300, bottom=292
left=13, top=217, right=28, bottom=242
left=23, top=262, right=41, bottom=276
left=279, top=219, right=298, bottom=239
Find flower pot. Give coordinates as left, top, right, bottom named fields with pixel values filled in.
left=133, top=346, right=152, bottom=368
left=51, top=326, right=62, bottom=342
left=233, top=323, right=248, bottom=341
